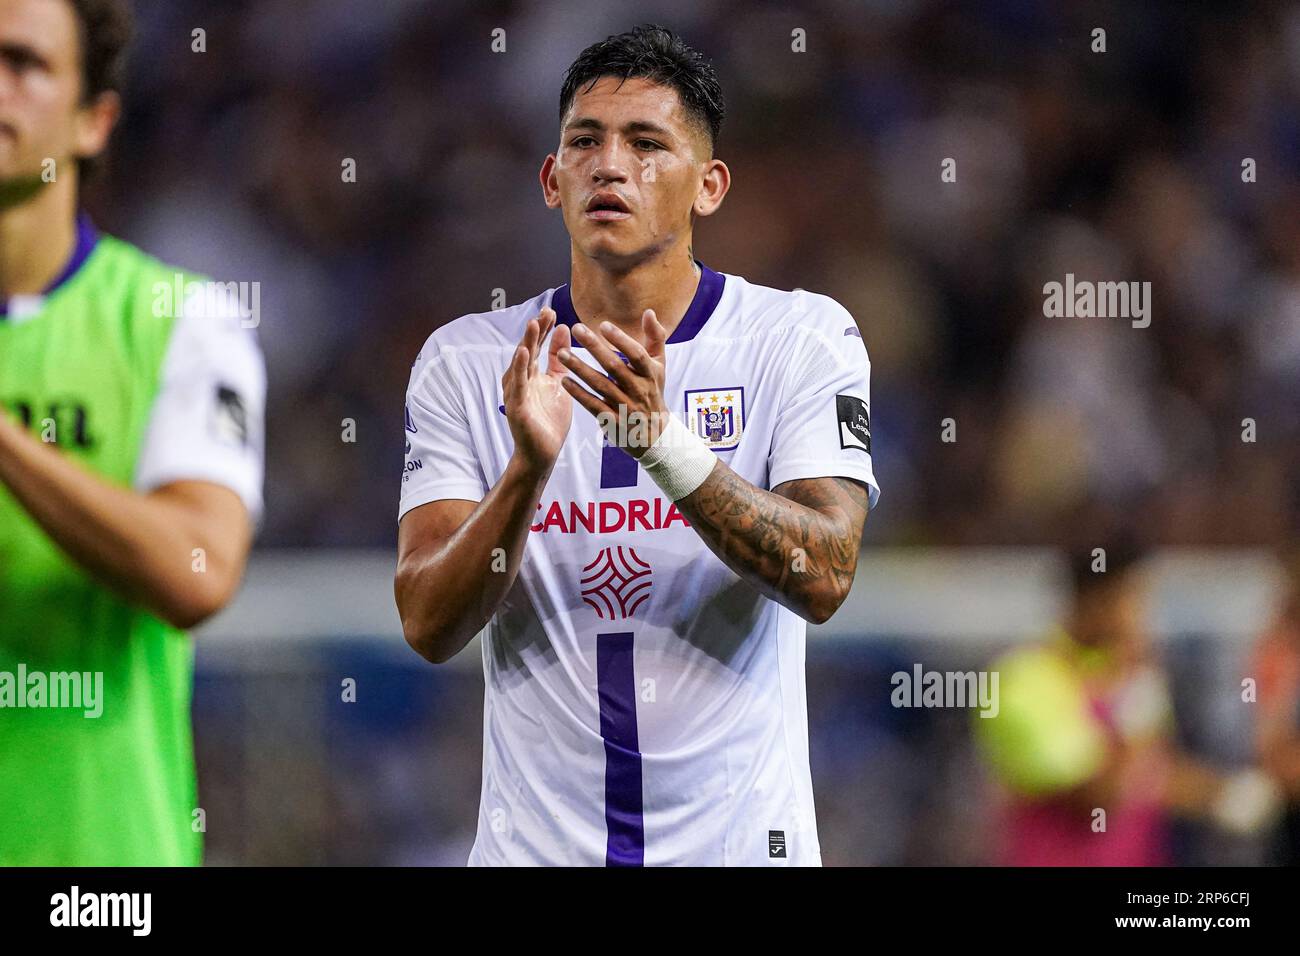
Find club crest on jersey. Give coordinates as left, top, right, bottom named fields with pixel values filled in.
left=683, top=387, right=744, bottom=451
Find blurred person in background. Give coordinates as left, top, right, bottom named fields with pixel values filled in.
left=0, top=0, right=265, bottom=864
left=974, top=542, right=1282, bottom=865
left=1251, top=552, right=1300, bottom=865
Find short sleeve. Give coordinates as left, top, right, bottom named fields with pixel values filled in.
left=133, top=286, right=266, bottom=521
left=398, top=344, right=488, bottom=521
left=767, top=302, right=880, bottom=509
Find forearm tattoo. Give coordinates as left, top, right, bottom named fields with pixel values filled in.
left=675, top=463, right=870, bottom=619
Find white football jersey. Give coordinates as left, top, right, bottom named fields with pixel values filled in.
left=400, top=264, right=879, bottom=866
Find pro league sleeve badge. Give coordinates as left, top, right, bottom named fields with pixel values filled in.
left=836, top=393, right=871, bottom=454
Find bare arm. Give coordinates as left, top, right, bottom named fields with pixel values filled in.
left=0, top=412, right=253, bottom=629
left=1258, top=724, right=1300, bottom=796
left=395, top=458, right=552, bottom=664
left=1048, top=746, right=1223, bottom=817
left=673, top=468, right=868, bottom=624
left=395, top=308, right=572, bottom=664
left=1254, top=644, right=1300, bottom=795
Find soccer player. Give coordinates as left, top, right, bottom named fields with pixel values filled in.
left=0, top=0, right=265, bottom=865
left=396, top=25, right=879, bottom=866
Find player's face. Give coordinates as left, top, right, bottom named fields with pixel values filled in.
left=0, top=0, right=115, bottom=190
left=542, top=76, right=725, bottom=268
left=1074, top=575, right=1148, bottom=661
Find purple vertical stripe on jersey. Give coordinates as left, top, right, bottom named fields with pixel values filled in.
left=597, top=631, right=643, bottom=867
left=549, top=261, right=725, bottom=345
left=600, top=443, right=638, bottom=489
left=1, top=213, right=99, bottom=319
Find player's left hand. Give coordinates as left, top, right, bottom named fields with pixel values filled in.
left=559, top=310, right=669, bottom=459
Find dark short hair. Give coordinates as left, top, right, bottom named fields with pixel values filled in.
left=559, top=24, right=725, bottom=152
left=68, top=0, right=133, bottom=103
left=1069, top=538, right=1147, bottom=597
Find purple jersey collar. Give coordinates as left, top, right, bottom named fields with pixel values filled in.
left=550, top=261, right=725, bottom=345
left=0, top=212, right=100, bottom=319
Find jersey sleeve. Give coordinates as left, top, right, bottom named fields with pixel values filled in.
left=766, top=298, right=881, bottom=509
left=398, top=343, right=488, bottom=521
left=133, top=285, right=266, bottom=522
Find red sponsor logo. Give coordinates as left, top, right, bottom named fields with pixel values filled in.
left=530, top=498, right=690, bottom=534
left=581, top=546, right=652, bottom=619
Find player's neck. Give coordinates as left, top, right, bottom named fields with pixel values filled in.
left=568, top=247, right=702, bottom=346
left=0, top=178, right=80, bottom=299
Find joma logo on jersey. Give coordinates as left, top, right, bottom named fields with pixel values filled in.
left=3, top=400, right=94, bottom=448
left=684, top=386, right=744, bottom=451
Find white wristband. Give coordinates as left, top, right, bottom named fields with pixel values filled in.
left=638, top=414, right=717, bottom=501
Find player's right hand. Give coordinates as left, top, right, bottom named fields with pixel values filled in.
left=502, top=307, right=573, bottom=472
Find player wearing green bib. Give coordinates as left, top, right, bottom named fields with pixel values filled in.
left=0, top=0, right=264, bottom=865
left=973, top=545, right=1284, bottom=864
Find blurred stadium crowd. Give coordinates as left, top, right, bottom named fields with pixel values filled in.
left=74, top=0, right=1300, bottom=865
left=87, top=0, right=1300, bottom=552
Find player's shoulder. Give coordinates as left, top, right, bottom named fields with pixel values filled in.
left=89, top=232, right=245, bottom=332
left=712, top=270, right=862, bottom=343
left=76, top=233, right=260, bottom=360
left=105, top=234, right=262, bottom=352
left=93, top=233, right=209, bottom=289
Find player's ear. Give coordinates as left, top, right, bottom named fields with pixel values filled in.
left=693, top=158, right=730, bottom=218
left=539, top=154, right=562, bottom=209
left=73, top=91, right=121, bottom=161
